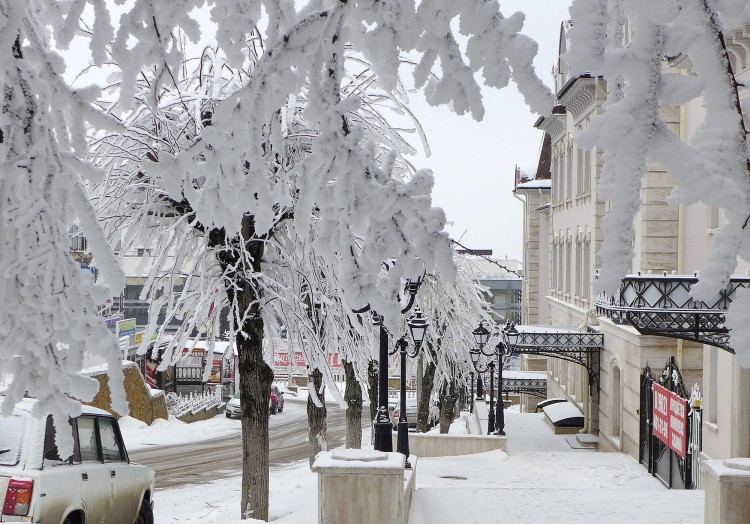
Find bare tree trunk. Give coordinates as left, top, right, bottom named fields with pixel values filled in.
left=213, top=221, right=272, bottom=521
left=343, top=359, right=363, bottom=449
left=367, top=359, right=378, bottom=444
left=307, top=367, right=327, bottom=466
left=438, top=379, right=458, bottom=434
left=416, top=361, right=436, bottom=433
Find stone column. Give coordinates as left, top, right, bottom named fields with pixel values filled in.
left=312, top=449, right=406, bottom=524
left=702, top=458, right=750, bottom=524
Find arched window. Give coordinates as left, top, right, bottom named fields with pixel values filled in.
left=565, top=235, right=572, bottom=296
left=612, top=364, right=622, bottom=438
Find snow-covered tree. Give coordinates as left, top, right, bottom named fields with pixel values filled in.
left=413, top=253, right=493, bottom=432
left=0, top=1, right=129, bottom=457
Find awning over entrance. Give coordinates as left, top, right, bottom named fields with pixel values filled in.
left=505, top=325, right=603, bottom=392
left=502, top=370, right=547, bottom=398
left=595, top=273, right=750, bottom=352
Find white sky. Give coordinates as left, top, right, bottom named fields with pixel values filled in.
left=408, top=1, right=572, bottom=260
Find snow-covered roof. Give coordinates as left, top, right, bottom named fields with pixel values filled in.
left=516, top=179, right=551, bottom=189
left=543, top=402, right=584, bottom=425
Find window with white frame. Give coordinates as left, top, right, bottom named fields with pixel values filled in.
left=582, top=235, right=591, bottom=301
left=565, top=236, right=572, bottom=295
left=583, top=148, right=591, bottom=195
left=575, top=237, right=582, bottom=297
left=576, top=147, right=584, bottom=197
left=707, top=347, right=718, bottom=424
left=552, top=240, right=558, bottom=291
left=566, top=144, right=573, bottom=201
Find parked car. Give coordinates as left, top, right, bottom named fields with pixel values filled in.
left=225, top=385, right=285, bottom=418
left=0, top=398, right=155, bottom=524
left=225, top=391, right=241, bottom=418
left=390, top=397, right=419, bottom=429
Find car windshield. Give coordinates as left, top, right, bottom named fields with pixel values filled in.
left=232, top=391, right=240, bottom=400
left=0, top=413, right=25, bottom=466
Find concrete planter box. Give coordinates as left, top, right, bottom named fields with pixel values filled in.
left=393, top=432, right=507, bottom=457
left=702, top=458, right=750, bottom=524
left=313, top=450, right=407, bottom=524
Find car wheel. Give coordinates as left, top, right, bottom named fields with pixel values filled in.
left=63, top=517, right=74, bottom=524
left=226, top=412, right=232, bottom=418
left=135, top=499, right=154, bottom=524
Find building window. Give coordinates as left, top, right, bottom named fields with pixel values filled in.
left=707, top=347, right=718, bottom=424
left=709, top=205, right=720, bottom=230
left=566, top=145, right=573, bottom=201
left=553, top=154, right=561, bottom=204
left=583, top=149, right=591, bottom=195
left=575, top=238, right=582, bottom=298
left=565, top=237, right=572, bottom=295
left=582, top=237, right=591, bottom=301
left=576, top=147, right=584, bottom=197
left=612, top=364, right=622, bottom=437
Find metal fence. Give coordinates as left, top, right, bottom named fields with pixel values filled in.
left=166, top=386, right=223, bottom=418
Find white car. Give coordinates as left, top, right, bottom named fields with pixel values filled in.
left=0, top=399, right=155, bottom=524
left=390, top=397, right=419, bottom=429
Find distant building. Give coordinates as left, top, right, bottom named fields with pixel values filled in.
left=464, top=255, right=522, bottom=324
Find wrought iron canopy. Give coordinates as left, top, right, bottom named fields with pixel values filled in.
left=595, top=273, right=750, bottom=352
left=506, top=326, right=603, bottom=392
left=501, top=372, right=548, bottom=399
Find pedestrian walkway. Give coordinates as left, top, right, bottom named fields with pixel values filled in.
left=409, top=410, right=704, bottom=524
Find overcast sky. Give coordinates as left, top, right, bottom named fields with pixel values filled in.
left=68, top=1, right=573, bottom=262
left=407, top=1, right=573, bottom=260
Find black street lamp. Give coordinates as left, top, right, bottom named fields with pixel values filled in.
left=469, top=371, right=475, bottom=414
left=472, top=322, right=496, bottom=434
left=495, top=321, right=520, bottom=436
left=391, top=307, right=429, bottom=467
left=470, top=344, right=495, bottom=434
left=353, top=272, right=424, bottom=453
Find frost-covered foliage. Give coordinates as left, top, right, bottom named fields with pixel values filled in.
left=566, top=0, right=750, bottom=363
left=417, top=254, right=495, bottom=393
left=0, top=0, right=128, bottom=457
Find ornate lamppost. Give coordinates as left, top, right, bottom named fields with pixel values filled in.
left=494, top=321, right=520, bottom=436
left=469, top=371, right=475, bottom=414
left=391, top=307, right=429, bottom=467
left=470, top=349, right=495, bottom=434
left=353, top=274, right=424, bottom=453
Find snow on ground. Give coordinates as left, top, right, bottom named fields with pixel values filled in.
left=141, top=408, right=703, bottom=524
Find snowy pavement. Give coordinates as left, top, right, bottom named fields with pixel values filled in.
left=132, top=405, right=704, bottom=523
left=410, top=412, right=703, bottom=524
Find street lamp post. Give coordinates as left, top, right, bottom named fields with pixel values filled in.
left=495, top=321, right=520, bottom=436
left=353, top=273, right=424, bottom=453
left=392, top=307, right=429, bottom=467
left=469, top=371, right=475, bottom=414
left=470, top=349, right=493, bottom=433
left=472, top=322, right=495, bottom=433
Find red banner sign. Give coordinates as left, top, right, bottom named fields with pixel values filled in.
left=273, top=351, right=344, bottom=369
left=652, top=383, right=688, bottom=459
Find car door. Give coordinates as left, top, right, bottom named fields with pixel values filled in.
left=76, top=416, right=112, bottom=523
left=97, top=416, right=141, bottom=524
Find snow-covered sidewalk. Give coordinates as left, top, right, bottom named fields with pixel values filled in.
left=146, top=410, right=704, bottom=523
left=411, top=412, right=703, bottom=524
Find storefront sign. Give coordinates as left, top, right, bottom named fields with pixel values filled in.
left=116, top=318, right=137, bottom=337
left=652, top=383, right=688, bottom=458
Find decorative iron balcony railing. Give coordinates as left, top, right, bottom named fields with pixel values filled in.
left=595, top=273, right=750, bottom=352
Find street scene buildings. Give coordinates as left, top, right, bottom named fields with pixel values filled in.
left=4, top=2, right=750, bottom=524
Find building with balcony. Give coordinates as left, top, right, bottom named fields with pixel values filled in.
left=509, top=19, right=750, bottom=489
